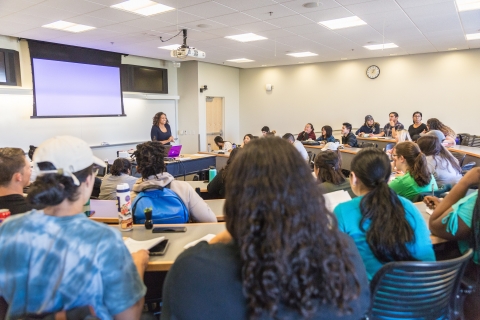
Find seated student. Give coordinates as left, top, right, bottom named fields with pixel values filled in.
left=341, top=122, right=358, bottom=147
left=356, top=115, right=381, bottom=136
left=425, top=167, right=480, bottom=320
left=214, top=136, right=233, bottom=151
left=207, top=148, right=240, bottom=198
left=297, top=123, right=316, bottom=141
left=242, top=134, right=254, bottom=146
left=282, top=133, right=308, bottom=160
left=0, top=136, right=148, bottom=319
left=426, top=118, right=456, bottom=145
left=314, top=151, right=355, bottom=198
left=395, top=129, right=412, bottom=143
left=161, top=137, right=370, bottom=320
left=0, top=148, right=33, bottom=215
left=417, top=135, right=462, bottom=187
left=389, top=141, right=438, bottom=201
left=408, top=111, right=427, bottom=141
left=261, top=126, right=270, bottom=137
left=334, top=148, right=435, bottom=280
left=131, top=141, right=216, bottom=222
left=315, top=125, right=336, bottom=143
left=381, top=112, right=404, bottom=137
left=98, top=158, right=138, bottom=200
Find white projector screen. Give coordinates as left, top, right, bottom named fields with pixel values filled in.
left=32, top=58, right=124, bottom=117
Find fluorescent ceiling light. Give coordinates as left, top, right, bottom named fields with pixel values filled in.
left=111, top=0, right=175, bottom=16
left=158, top=44, right=181, bottom=50
left=286, top=52, right=318, bottom=57
left=363, top=43, right=398, bottom=50
left=340, top=58, right=348, bottom=60
left=466, top=32, right=480, bottom=40
left=42, top=21, right=95, bottom=33
left=319, top=16, right=367, bottom=30
left=225, top=33, right=267, bottom=42
left=389, top=53, right=397, bottom=56
left=227, top=58, right=254, bottom=63
left=456, top=0, right=480, bottom=12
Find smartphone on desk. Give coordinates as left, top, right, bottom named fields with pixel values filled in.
left=149, top=239, right=169, bottom=256
left=152, top=226, right=187, bottom=233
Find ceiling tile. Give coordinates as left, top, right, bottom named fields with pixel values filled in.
left=12, top=27, right=71, bottom=40
left=208, top=12, right=259, bottom=26
left=86, top=7, right=140, bottom=23
left=16, top=3, right=79, bottom=21
left=280, top=0, right=341, bottom=13
left=267, top=14, right=313, bottom=28
left=346, top=0, right=401, bottom=15
left=149, top=10, right=203, bottom=24
left=42, top=0, right=107, bottom=15
left=156, top=0, right=212, bottom=9
left=396, top=0, right=452, bottom=9
left=0, top=0, right=42, bottom=12
left=67, top=15, right=118, bottom=28
left=120, top=18, right=172, bottom=30
left=176, top=19, right=227, bottom=30
left=204, top=26, right=245, bottom=37
left=402, top=1, right=457, bottom=19
left=335, top=25, right=384, bottom=45
left=284, top=23, right=331, bottom=35
left=242, top=4, right=297, bottom=21
left=180, top=2, right=237, bottom=19
left=459, top=10, right=480, bottom=34
left=234, top=21, right=281, bottom=33
left=412, top=14, right=462, bottom=33
left=301, top=6, right=355, bottom=22
left=210, top=0, right=274, bottom=11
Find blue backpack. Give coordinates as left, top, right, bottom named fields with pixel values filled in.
left=132, top=185, right=189, bottom=224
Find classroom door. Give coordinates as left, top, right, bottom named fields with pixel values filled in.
left=206, top=97, right=224, bottom=150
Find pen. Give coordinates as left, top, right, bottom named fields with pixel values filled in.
left=430, top=183, right=435, bottom=208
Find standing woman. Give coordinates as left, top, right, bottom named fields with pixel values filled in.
left=316, top=125, right=336, bottom=143
left=426, top=118, right=456, bottom=145
left=334, top=148, right=435, bottom=280
left=389, top=141, right=438, bottom=201
left=151, top=112, right=174, bottom=145
left=161, top=138, right=370, bottom=319
left=408, top=111, right=427, bottom=141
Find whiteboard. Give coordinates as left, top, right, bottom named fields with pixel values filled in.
left=0, top=91, right=177, bottom=151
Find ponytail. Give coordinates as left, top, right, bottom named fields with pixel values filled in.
left=396, top=142, right=432, bottom=187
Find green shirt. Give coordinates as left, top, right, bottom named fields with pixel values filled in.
left=389, top=172, right=438, bottom=201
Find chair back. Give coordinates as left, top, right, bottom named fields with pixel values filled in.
left=368, top=249, right=473, bottom=320
left=384, top=143, right=395, bottom=152
left=457, top=133, right=471, bottom=146
left=361, top=142, right=378, bottom=148
left=307, top=151, right=316, bottom=170
left=450, top=151, right=466, bottom=167
left=470, top=135, right=480, bottom=148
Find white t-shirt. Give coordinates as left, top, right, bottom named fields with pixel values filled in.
left=426, top=155, right=462, bottom=186
left=222, top=141, right=233, bottom=151
left=293, top=140, right=309, bottom=161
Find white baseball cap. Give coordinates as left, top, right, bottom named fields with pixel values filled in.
left=321, top=142, right=339, bottom=151
left=33, top=136, right=105, bottom=185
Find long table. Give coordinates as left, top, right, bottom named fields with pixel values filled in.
left=198, top=151, right=229, bottom=170
left=357, top=136, right=396, bottom=149
left=448, top=145, right=480, bottom=167
left=165, top=154, right=216, bottom=177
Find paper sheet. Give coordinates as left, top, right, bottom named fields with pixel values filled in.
left=426, top=208, right=434, bottom=215
left=124, top=236, right=165, bottom=253
left=324, top=190, right=352, bottom=212
left=183, top=234, right=216, bottom=249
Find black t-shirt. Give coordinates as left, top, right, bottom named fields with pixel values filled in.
left=408, top=123, right=427, bottom=140
left=0, top=194, right=33, bottom=215
left=161, top=234, right=370, bottom=320
left=151, top=124, right=172, bottom=145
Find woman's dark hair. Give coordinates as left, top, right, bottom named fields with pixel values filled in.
left=221, top=148, right=240, bottom=180
left=152, top=112, right=169, bottom=126
left=395, top=142, right=432, bottom=187
left=412, top=111, right=422, bottom=123
left=417, top=136, right=462, bottom=174
left=351, top=148, right=416, bottom=263
left=28, top=145, right=37, bottom=161
left=133, top=141, right=165, bottom=180
left=261, top=126, right=270, bottom=133
left=314, top=151, right=346, bottom=185
left=214, top=136, right=224, bottom=147
left=110, top=158, right=132, bottom=176
left=426, top=118, right=455, bottom=137
left=243, top=134, right=254, bottom=142
left=322, top=125, right=333, bottom=138
left=306, top=123, right=314, bottom=131
left=225, top=137, right=360, bottom=319
left=27, top=163, right=93, bottom=206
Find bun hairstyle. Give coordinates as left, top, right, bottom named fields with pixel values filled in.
left=110, top=158, right=132, bottom=176
left=314, top=151, right=346, bottom=185
left=152, top=112, right=169, bottom=126
left=133, top=141, right=165, bottom=180
left=395, top=142, right=432, bottom=187
left=27, top=162, right=93, bottom=207
left=351, top=148, right=415, bottom=263
left=266, top=130, right=276, bottom=136
left=417, top=136, right=462, bottom=174
left=225, top=137, right=360, bottom=319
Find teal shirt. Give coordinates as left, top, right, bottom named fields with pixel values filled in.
left=334, top=196, right=435, bottom=280
left=441, top=190, right=479, bottom=264
left=389, top=172, right=438, bottom=201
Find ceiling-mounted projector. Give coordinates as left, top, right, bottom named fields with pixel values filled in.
left=171, top=47, right=206, bottom=59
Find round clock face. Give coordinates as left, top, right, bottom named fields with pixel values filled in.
left=366, top=65, right=380, bottom=79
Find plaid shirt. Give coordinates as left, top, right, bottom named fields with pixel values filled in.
left=383, top=122, right=404, bottom=137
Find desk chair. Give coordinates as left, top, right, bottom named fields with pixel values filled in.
left=360, top=142, right=378, bottom=148
left=366, top=249, right=473, bottom=320
left=384, top=143, right=395, bottom=153
left=470, top=135, right=480, bottom=148
left=457, top=133, right=471, bottom=146
left=450, top=151, right=467, bottom=167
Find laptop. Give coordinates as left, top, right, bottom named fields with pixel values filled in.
left=164, top=145, right=182, bottom=160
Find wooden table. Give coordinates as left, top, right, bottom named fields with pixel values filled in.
left=305, top=146, right=362, bottom=171
left=448, top=145, right=480, bottom=167
left=357, top=136, right=396, bottom=150
left=186, top=180, right=209, bottom=193
left=198, top=151, right=229, bottom=170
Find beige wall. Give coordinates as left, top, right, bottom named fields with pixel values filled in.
left=239, top=49, right=480, bottom=138
left=177, top=61, right=200, bottom=153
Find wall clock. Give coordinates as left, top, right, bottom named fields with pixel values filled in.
left=366, top=65, right=380, bottom=79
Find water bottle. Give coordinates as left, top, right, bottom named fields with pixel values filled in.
left=232, top=143, right=236, bottom=149
left=207, top=143, right=212, bottom=153
left=209, top=166, right=217, bottom=182
left=117, top=183, right=133, bottom=231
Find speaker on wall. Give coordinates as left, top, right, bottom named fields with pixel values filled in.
left=0, top=49, right=21, bottom=86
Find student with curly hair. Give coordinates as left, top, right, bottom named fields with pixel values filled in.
left=334, top=148, right=435, bottom=280
left=389, top=141, right=438, bottom=201
left=132, top=141, right=216, bottom=222
left=161, top=137, right=370, bottom=320
left=99, top=158, right=138, bottom=200
left=426, top=118, right=456, bottom=145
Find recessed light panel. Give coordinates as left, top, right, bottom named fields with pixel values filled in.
left=466, top=32, right=480, bottom=40
left=225, top=33, right=267, bottom=42
left=363, top=43, right=398, bottom=50
left=227, top=58, right=254, bottom=63
left=158, top=44, right=181, bottom=50
left=456, top=0, right=480, bottom=12
left=286, top=52, right=318, bottom=57
left=42, top=21, right=95, bottom=33
left=319, top=16, right=367, bottom=30
left=111, top=0, right=175, bottom=16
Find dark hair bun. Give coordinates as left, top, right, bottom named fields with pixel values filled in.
left=27, top=174, right=78, bottom=206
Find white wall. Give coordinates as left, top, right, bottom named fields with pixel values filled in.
left=239, top=49, right=480, bottom=138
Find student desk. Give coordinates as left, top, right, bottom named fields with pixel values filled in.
left=198, top=151, right=229, bottom=170
left=448, top=145, right=480, bottom=167
left=186, top=180, right=209, bottom=193
left=165, top=154, right=216, bottom=177
left=357, top=137, right=396, bottom=150
left=116, top=223, right=227, bottom=271
left=305, top=146, right=362, bottom=171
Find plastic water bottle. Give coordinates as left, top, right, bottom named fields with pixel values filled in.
left=209, top=166, right=217, bottom=182
left=232, top=143, right=236, bottom=149
left=207, top=143, right=212, bottom=153
left=117, top=183, right=133, bottom=231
